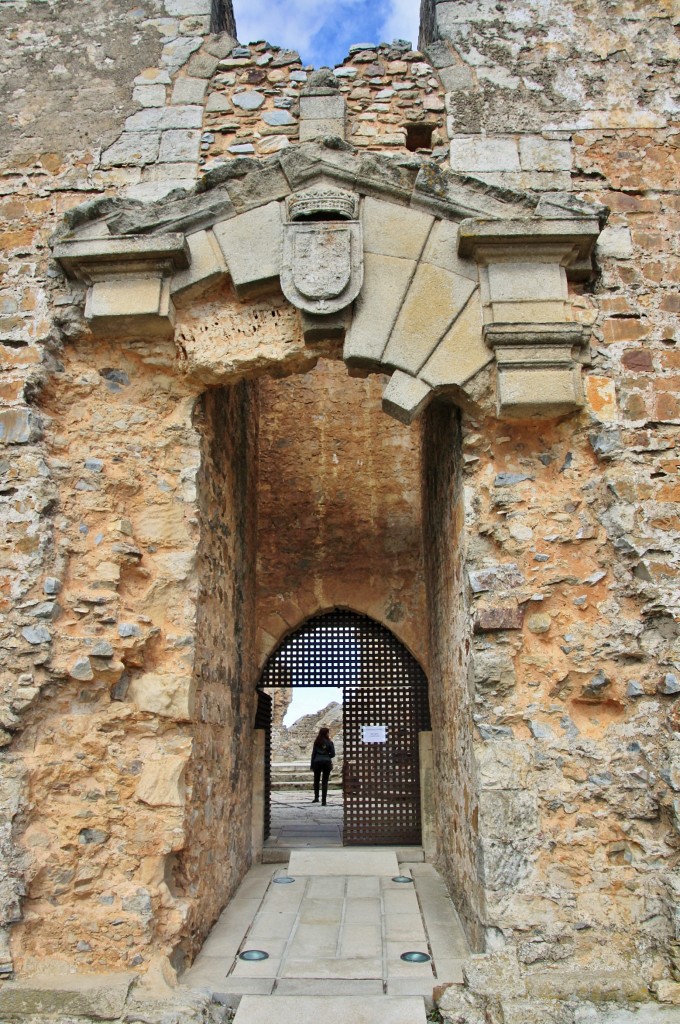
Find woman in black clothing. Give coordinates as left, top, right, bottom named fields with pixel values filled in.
left=310, top=726, right=335, bottom=805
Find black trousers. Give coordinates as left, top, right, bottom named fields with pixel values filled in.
left=313, top=764, right=331, bottom=803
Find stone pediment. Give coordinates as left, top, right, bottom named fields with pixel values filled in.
left=52, top=141, right=604, bottom=422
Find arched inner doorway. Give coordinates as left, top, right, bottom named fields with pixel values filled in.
left=258, top=609, right=431, bottom=847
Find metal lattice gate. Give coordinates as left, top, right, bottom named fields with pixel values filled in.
left=258, top=609, right=430, bottom=846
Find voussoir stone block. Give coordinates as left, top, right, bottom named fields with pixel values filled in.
left=213, top=202, right=283, bottom=295
left=382, top=370, right=433, bottom=425
left=171, top=229, right=227, bottom=297
left=362, top=197, right=433, bottom=260
left=421, top=218, right=478, bottom=281
left=420, top=291, right=489, bottom=388
left=343, top=252, right=414, bottom=366
left=383, top=263, right=476, bottom=375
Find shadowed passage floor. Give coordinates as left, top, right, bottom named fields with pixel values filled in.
left=265, top=791, right=344, bottom=850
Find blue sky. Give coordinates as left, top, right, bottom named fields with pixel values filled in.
left=232, top=0, right=421, bottom=69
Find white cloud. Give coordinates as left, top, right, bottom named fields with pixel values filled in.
left=232, top=0, right=422, bottom=67
left=379, top=0, right=421, bottom=49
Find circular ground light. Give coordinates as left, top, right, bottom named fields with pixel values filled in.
left=273, top=876, right=296, bottom=884
left=400, top=951, right=431, bottom=963
left=239, top=949, right=269, bottom=961
left=392, top=876, right=414, bottom=883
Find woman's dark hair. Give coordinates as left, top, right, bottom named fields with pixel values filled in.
left=314, top=727, right=331, bottom=746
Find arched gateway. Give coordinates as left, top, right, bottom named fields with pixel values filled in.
left=259, top=610, right=431, bottom=846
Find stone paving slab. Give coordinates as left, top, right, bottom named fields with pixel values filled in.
left=274, top=979, right=385, bottom=996
left=234, top=995, right=427, bottom=1023
left=184, top=852, right=469, bottom=1006
left=288, top=849, right=399, bottom=875
left=281, top=956, right=383, bottom=979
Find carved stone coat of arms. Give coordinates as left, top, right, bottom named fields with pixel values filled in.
left=280, top=189, right=363, bottom=315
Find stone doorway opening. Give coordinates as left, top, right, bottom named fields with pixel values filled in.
left=256, top=610, right=431, bottom=854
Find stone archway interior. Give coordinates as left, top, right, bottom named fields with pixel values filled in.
left=259, top=609, right=431, bottom=847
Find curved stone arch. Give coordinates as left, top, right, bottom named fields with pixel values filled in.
left=257, top=601, right=428, bottom=677
left=53, top=141, right=604, bottom=424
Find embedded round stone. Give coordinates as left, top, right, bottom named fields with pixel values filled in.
left=232, top=91, right=265, bottom=110
left=527, top=613, right=551, bottom=634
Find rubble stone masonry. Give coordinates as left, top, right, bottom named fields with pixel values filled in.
left=0, top=0, right=679, bottom=1020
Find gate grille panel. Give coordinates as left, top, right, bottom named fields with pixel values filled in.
left=259, top=610, right=430, bottom=847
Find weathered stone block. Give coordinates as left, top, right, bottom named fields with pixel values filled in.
left=473, top=648, right=516, bottom=692
left=128, top=673, right=196, bottom=720
left=159, top=129, right=201, bottom=162
left=171, top=229, right=227, bottom=297
left=596, top=225, right=634, bottom=259
left=487, top=262, right=566, bottom=304
left=469, top=563, right=525, bottom=593
left=421, top=218, right=478, bottom=281
left=344, top=253, right=414, bottom=366
left=86, top=276, right=175, bottom=338
left=299, top=117, right=345, bottom=142
left=498, top=366, right=582, bottom=417
left=165, top=0, right=210, bottom=14
left=0, top=973, right=135, bottom=1020
left=476, top=740, right=531, bottom=790
left=125, top=105, right=203, bottom=132
left=420, top=292, right=489, bottom=388
left=133, top=84, right=167, bottom=108
left=0, top=408, right=41, bottom=445
left=171, top=76, right=208, bottom=105
left=464, top=949, right=526, bottom=998
left=381, top=370, right=433, bottom=424
left=205, top=92, right=232, bottom=112
left=101, top=131, right=161, bottom=168
left=519, top=136, right=572, bottom=172
left=300, top=94, right=346, bottom=120
left=474, top=602, right=523, bottom=632
left=136, top=755, right=187, bottom=807
left=383, top=263, right=476, bottom=375
left=450, top=137, right=520, bottom=173
left=362, top=198, right=433, bottom=260
left=526, top=969, right=648, bottom=1001
left=213, top=202, right=283, bottom=295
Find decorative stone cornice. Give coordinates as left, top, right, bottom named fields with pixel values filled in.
left=53, top=234, right=190, bottom=284
left=53, top=235, right=191, bottom=338
left=458, top=216, right=600, bottom=281
left=50, top=145, right=604, bottom=421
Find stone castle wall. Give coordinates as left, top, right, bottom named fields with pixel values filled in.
left=0, top=0, right=678, bottom=1016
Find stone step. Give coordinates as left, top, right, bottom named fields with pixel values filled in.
left=233, top=995, right=427, bottom=1024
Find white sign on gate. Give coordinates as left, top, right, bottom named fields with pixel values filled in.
left=362, top=725, right=387, bottom=743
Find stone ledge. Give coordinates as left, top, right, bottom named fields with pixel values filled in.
left=54, top=234, right=191, bottom=283
left=458, top=217, right=601, bottom=264
left=0, top=972, right=135, bottom=1020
